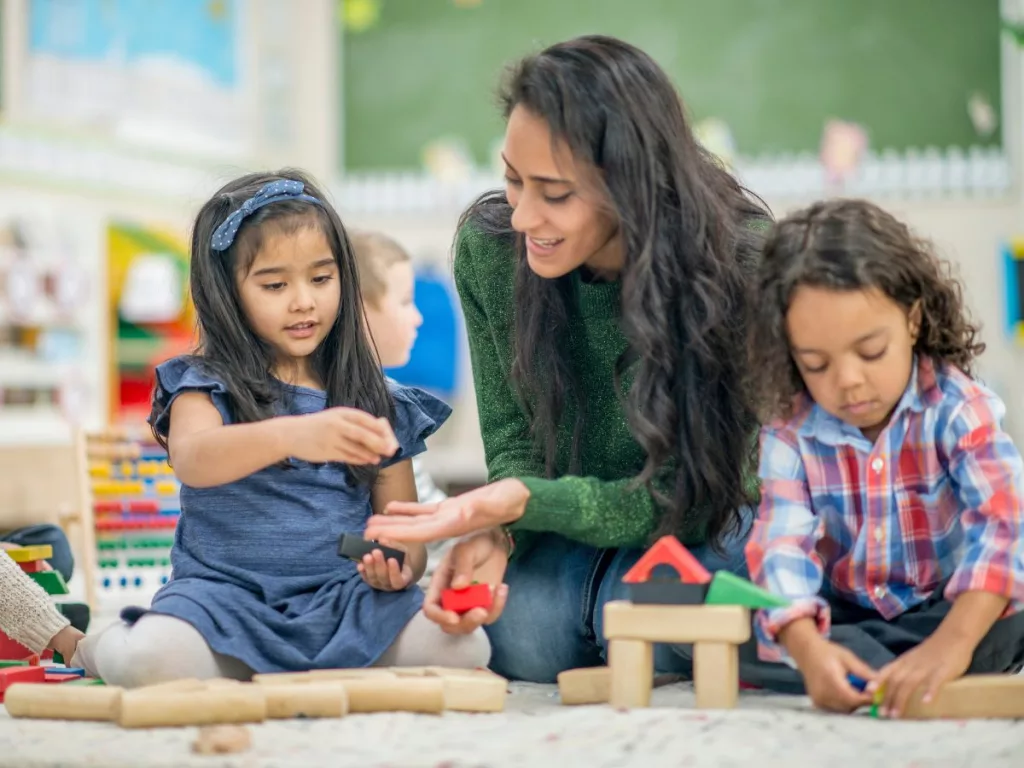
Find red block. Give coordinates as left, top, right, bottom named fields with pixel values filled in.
left=0, top=631, right=33, bottom=661
left=0, top=665, right=46, bottom=695
left=17, top=559, right=47, bottom=573
left=44, top=673, right=78, bottom=683
left=441, top=583, right=493, bottom=614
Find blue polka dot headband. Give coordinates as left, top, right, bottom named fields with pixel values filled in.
left=210, top=180, right=322, bottom=252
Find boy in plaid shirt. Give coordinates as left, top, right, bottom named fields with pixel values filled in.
left=745, top=199, right=1024, bottom=717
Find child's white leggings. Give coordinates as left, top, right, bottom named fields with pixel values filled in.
left=72, top=610, right=491, bottom=689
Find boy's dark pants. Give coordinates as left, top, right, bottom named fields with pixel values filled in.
left=738, top=579, right=1024, bottom=694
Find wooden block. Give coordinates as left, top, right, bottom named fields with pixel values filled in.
left=433, top=671, right=506, bottom=712
left=902, top=674, right=1024, bottom=720
left=338, top=677, right=445, bottom=714
left=4, top=545, right=53, bottom=564
left=603, top=601, right=750, bottom=644
left=262, top=683, right=349, bottom=719
left=252, top=669, right=397, bottom=686
left=118, top=686, right=267, bottom=728
left=557, top=666, right=610, bottom=705
left=693, top=641, right=739, bottom=709
left=131, top=678, right=207, bottom=694
left=30, top=570, right=70, bottom=596
left=4, top=684, right=123, bottom=721
left=608, top=639, right=653, bottom=709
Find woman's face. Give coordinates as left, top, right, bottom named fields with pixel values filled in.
left=502, top=106, right=622, bottom=279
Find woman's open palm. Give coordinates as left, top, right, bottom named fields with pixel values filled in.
left=364, top=478, right=529, bottom=543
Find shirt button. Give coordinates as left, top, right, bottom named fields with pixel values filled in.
left=873, top=526, right=883, bottom=543
left=871, top=458, right=884, bottom=473
left=873, top=585, right=886, bottom=599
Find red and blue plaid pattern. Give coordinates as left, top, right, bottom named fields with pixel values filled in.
left=746, top=357, right=1024, bottom=663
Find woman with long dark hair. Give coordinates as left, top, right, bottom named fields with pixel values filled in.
left=367, top=35, right=771, bottom=682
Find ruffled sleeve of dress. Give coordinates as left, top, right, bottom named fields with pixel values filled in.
left=382, top=380, right=452, bottom=468
left=149, top=355, right=235, bottom=439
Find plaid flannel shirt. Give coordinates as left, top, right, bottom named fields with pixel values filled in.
left=746, top=357, right=1024, bottom=663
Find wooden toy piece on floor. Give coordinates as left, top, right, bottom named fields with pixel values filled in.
left=441, top=583, right=492, bottom=614
left=901, top=674, right=1024, bottom=719
left=192, top=725, right=253, bottom=755
left=3, top=683, right=123, bottom=721
left=603, top=600, right=750, bottom=710
left=557, top=666, right=611, bottom=705
left=621, top=535, right=711, bottom=605
left=253, top=665, right=508, bottom=713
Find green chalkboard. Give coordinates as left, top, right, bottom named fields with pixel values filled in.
left=341, top=0, right=1002, bottom=172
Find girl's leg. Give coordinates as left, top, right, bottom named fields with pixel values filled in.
left=373, top=610, right=491, bottom=669
left=484, top=534, right=609, bottom=683
left=72, top=613, right=252, bottom=688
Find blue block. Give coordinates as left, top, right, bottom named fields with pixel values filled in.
left=48, top=667, right=85, bottom=675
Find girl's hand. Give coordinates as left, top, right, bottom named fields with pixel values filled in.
left=868, top=634, right=972, bottom=719
left=365, top=478, right=530, bottom=543
left=357, top=541, right=415, bottom=592
left=284, top=407, right=399, bottom=466
left=423, top=530, right=510, bottom=635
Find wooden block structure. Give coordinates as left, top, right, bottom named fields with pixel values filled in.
left=604, top=600, right=750, bottom=709
left=3, top=666, right=508, bottom=727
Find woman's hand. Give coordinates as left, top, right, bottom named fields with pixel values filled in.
left=365, top=478, right=530, bottom=543
left=422, top=530, right=510, bottom=635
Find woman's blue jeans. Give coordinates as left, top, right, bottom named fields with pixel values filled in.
left=484, top=510, right=753, bottom=682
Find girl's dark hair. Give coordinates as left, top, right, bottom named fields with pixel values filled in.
left=751, top=198, right=985, bottom=421
left=457, top=35, right=771, bottom=546
left=152, top=168, right=392, bottom=486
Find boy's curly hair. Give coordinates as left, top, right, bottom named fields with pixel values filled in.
left=750, top=198, right=985, bottom=422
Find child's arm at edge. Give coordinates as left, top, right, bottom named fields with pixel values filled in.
left=371, top=459, right=428, bottom=584
left=167, top=392, right=294, bottom=487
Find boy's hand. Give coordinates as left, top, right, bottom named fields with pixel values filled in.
left=868, top=634, right=972, bottom=718
left=783, top=622, right=876, bottom=713
left=358, top=542, right=415, bottom=592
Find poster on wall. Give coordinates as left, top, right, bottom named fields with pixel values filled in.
left=23, top=0, right=246, bottom=159
left=107, top=222, right=194, bottom=425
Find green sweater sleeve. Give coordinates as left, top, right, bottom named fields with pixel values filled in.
left=454, top=228, right=666, bottom=552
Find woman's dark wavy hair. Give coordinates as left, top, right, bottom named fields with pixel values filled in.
left=150, top=168, right=393, bottom=486
left=456, top=35, right=771, bottom=546
left=751, top=198, right=985, bottom=422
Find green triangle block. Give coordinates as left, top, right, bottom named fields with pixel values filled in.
left=0, top=660, right=29, bottom=668
left=705, top=571, right=790, bottom=608
left=67, top=678, right=106, bottom=686
left=29, top=570, right=70, bottom=596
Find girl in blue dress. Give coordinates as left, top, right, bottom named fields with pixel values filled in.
left=74, top=170, right=491, bottom=687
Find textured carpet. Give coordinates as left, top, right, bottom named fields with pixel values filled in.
left=2, top=681, right=1023, bottom=768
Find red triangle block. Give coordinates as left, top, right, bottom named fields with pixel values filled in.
left=622, top=535, right=712, bottom=585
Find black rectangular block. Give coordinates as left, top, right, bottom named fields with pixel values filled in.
left=337, top=534, right=405, bottom=570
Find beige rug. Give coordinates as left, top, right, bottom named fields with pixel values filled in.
left=2, top=681, right=1023, bottom=768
